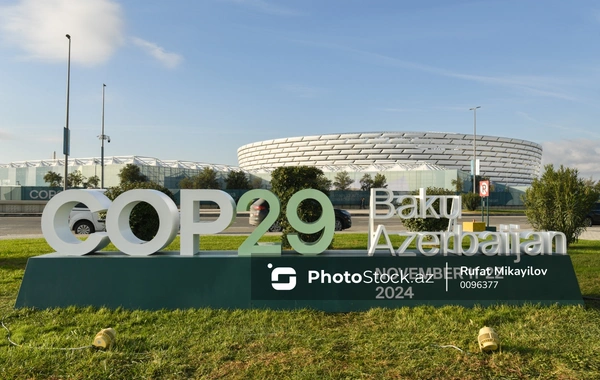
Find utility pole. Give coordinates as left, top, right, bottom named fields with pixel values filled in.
left=63, top=34, right=71, bottom=191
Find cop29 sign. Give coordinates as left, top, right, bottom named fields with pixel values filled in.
left=42, top=188, right=568, bottom=259
left=20, top=187, right=581, bottom=310
left=42, top=188, right=337, bottom=257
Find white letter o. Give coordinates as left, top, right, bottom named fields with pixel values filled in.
left=106, top=189, right=179, bottom=256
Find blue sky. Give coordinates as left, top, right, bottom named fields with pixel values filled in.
left=1, top=0, right=599, bottom=180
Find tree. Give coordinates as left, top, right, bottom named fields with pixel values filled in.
left=523, top=164, right=599, bottom=246
left=67, top=171, right=86, bottom=188
left=180, top=167, right=220, bottom=189
left=179, top=177, right=194, bottom=189
left=103, top=181, right=175, bottom=241
left=400, top=187, right=456, bottom=232
left=451, top=177, right=464, bottom=193
left=86, top=175, right=100, bottom=188
left=43, top=171, right=62, bottom=187
left=333, top=171, right=352, bottom=190
left=373, top=173, right=387, bottom=188
left=270, top=166, right=332, bottom=248
left=461, top=192, right=481, bottom=211
left=359, top=174, right=374, bottom=191
left=359, top=173, right=386, bottom=191
left=225, top=170, right=251, bottom=190
left=251, top=176, right=264, bottom=189
left=118, top=164, right=148, bottom=184
left=318, top=175, right=332, bottom=191
left=199, top=168, right=220, bottom=189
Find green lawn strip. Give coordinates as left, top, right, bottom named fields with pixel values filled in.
left=1, top=236, right=599, bottom=379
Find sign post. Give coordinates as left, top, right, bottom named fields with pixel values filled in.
left=479, top=180, right=490, bottom=227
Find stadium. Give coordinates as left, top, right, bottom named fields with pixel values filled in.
left=237, top=131, right=542, bottom=191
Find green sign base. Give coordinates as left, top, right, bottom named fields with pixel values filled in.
left=15, top=251, right=583, bottom=311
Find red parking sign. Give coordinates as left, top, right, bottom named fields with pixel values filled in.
left=479, top=180, right=490, bottom=197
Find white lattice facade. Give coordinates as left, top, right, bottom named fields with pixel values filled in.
left=0, top=156, right=258, bottom=188
left=237, top=132, right=542, bottom=185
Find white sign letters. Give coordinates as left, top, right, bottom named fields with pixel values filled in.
left=367, top=188, right=567, bottom=263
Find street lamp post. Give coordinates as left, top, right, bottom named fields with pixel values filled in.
left=98, top=84, right=110, bottom=188
left=63, top=34, right=71, bottom=191
left=469, top=106, right=481, bottom=194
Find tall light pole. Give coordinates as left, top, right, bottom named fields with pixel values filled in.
left=63, top=34, right=71, bottom=191
left=98, top=83, right=110, bottom=188
left=469, top=106, right=481, bottom=194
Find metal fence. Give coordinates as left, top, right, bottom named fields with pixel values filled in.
left=0, top=186, right=63, bottom=201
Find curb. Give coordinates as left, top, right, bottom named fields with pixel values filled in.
left=0, top=213, right=43, bottom=217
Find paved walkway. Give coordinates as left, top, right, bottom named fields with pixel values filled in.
left=579, top=228, right=600, bottom=241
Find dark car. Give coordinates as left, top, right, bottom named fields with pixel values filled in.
left=249, top=198, right=351, bottom=232
left=584, top=202, right=600, bottom=227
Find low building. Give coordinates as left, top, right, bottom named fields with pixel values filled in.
left=0, top=155, right=264, bottom=191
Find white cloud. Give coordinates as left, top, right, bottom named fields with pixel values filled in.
left=516, top=112, right=600, bottom=138
left=0, top=129, right=15, bottom=140
left=0, top=0, right=125, bottom=66
left=542, top=139, right=600, bottom=181
left=293, top=39, right=577, bottom=101
left=131, top=37, right=183, bottom=69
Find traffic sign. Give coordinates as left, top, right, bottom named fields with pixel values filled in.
left=479, top=180, right=490, bottom=197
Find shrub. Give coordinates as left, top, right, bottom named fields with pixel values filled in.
left=462, top=192, right=481, bottom=211
left=103, top=181, right=175, bottom=241
left=270, top=166, right=331, bottom=248
left=400, top=187, right=455, bottom=232
left=523, top=164, right=599, bottom=246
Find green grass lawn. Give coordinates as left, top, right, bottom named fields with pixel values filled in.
left=1, top=235, right=599, bottom=379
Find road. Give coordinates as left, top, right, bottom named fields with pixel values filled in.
left=0, top=214, right=532, bottom=238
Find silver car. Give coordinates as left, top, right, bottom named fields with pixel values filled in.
left=69, top=203, right=106, bottom=234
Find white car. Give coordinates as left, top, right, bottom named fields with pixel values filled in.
left=69, top=203, right=106, bottom=234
